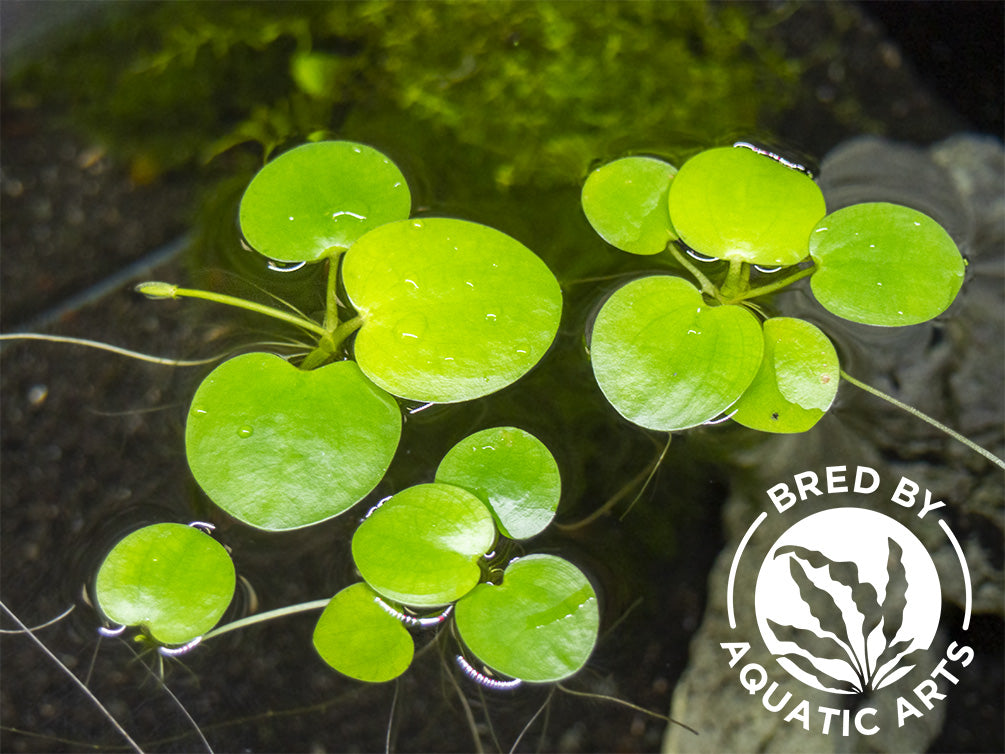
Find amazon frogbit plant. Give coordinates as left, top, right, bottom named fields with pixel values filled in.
left=581, top=142, right=966, bottom=433
left=94, top=141, right=596, bottom=689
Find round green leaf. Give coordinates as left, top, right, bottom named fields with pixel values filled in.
left=186, top=353, right=401, bottom=531
left=590, top=276, right=764, bottom=430
left=731, top=318, right=839, bottom=433
left=808, top=202, right=966, bottom=326
left=312, top=583, right=414, bottom=683
left=95, top=523, right=235, bottom=645
left=455, top=554, right=599, bottom=683
left=581, top=156, right=677, bottom=255
left=667, top=146, right=825, bottom=266
left=352, top=483, right=496, bottom=607
left=238, top=141, right=411, bottom=263
left=342, top=218, right=562, bottom=403
left=435, top=427, right=560, bottom=540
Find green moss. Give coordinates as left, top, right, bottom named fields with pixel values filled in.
left=10, top=1, right=798, bottom=189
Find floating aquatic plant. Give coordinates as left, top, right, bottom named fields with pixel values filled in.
left=582, top=142, right=968, bottom=435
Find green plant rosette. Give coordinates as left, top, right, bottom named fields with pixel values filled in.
left=731, top=317, right=839, bottom=433
left=435, top=426, right=560, bottom=540
left=667, top=146, right=825, bottom=266
left=455, top=554, right=599, bottom=683
left=590, top=275, right=763, bottom=430
left=808, top=202, right=966, bottom=326
left=185, top=352, right=401, bottom=531
left=312, top=583, right=414, bottom=683
left=238, top=140, right=411, bottom=263
left=352, top=483, right=496, bottom=608
left=342, top=217, right=563, bottom=403
left=581, top=155, right=677, bottom=255
left=94, top=523, right=235, bottom=645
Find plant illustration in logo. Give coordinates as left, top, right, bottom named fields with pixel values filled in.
left=768, top=540, right=913, bottom=693
left=754, top=508, right=941, bottom=694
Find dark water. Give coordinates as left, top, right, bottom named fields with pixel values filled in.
left=1, top=3, right=1001, bottom=753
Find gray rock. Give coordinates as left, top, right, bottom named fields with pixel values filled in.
left=665, top=135, right=1004, bottom=754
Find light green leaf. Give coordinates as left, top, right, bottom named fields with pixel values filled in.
left=186, top=353, right=401, bottom=531
left=455, top=554, right=599, bottom=683
left=590, top=276, right=763, bottom=430
left=238, top=140, right=411, bottom=263
left=732, top=317, right=839, bottom=433
left=343, top=218, right=562, bottom=403
left=581, top=156, right=677, bottom=255
left=312, top=583, right=414, bottom=683
left=95, top=524, right=235, bottom=645
left=351, top=483, right=496, bottom=608
left=667, top=146, right=825, bottom=266
left=808, top=202, right=966, bottom=326
left=435, top=427, right=560, bottom=540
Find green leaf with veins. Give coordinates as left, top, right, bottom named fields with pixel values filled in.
left=238, top=140, right=411, bottom=263
left=455, top=554, right=599, bottom=683
left=808, top=202, right=965, bottom=326
left=667, top=146, right=825, bottom=266
left=590, top=275, right=763, bottom=430
left=732, top=317, right=839, bottom=433
left=342, top=218, right=562, bottom=403
left=185, top=353, right=401, bottom=531
left=312, top=583, right=414, bottom=683
left=95, top=523, right=235, bottom=645
left=352, top=483, right=496, bottom=608
left=436, top=426, right=560, bottom=540
left=581, top=156, right=677, bottom=255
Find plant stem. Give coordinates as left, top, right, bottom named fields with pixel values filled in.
left=1, top=600, right=144, bottom=754
left=556, top=435, right=671, bottom=530
left=720, top=259, right=749, bottom=301
left=0, top=333, right=224, bottom=366
left=299, top=316, right=363, bottom=370
left=202, top=598, right=331, bottom=641
left=840, top=370, right=1005, bottom=470
left=556, top=683, right=698, bottom=735
left=331, top=315, right=363, bottom=349
left=137, top=281, right=328, bottom=338
left=667, top=243, right=720, bottom=301
left=322, top=251, right=345, bottom=333
left=733, top=263, right=816, bottom=302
